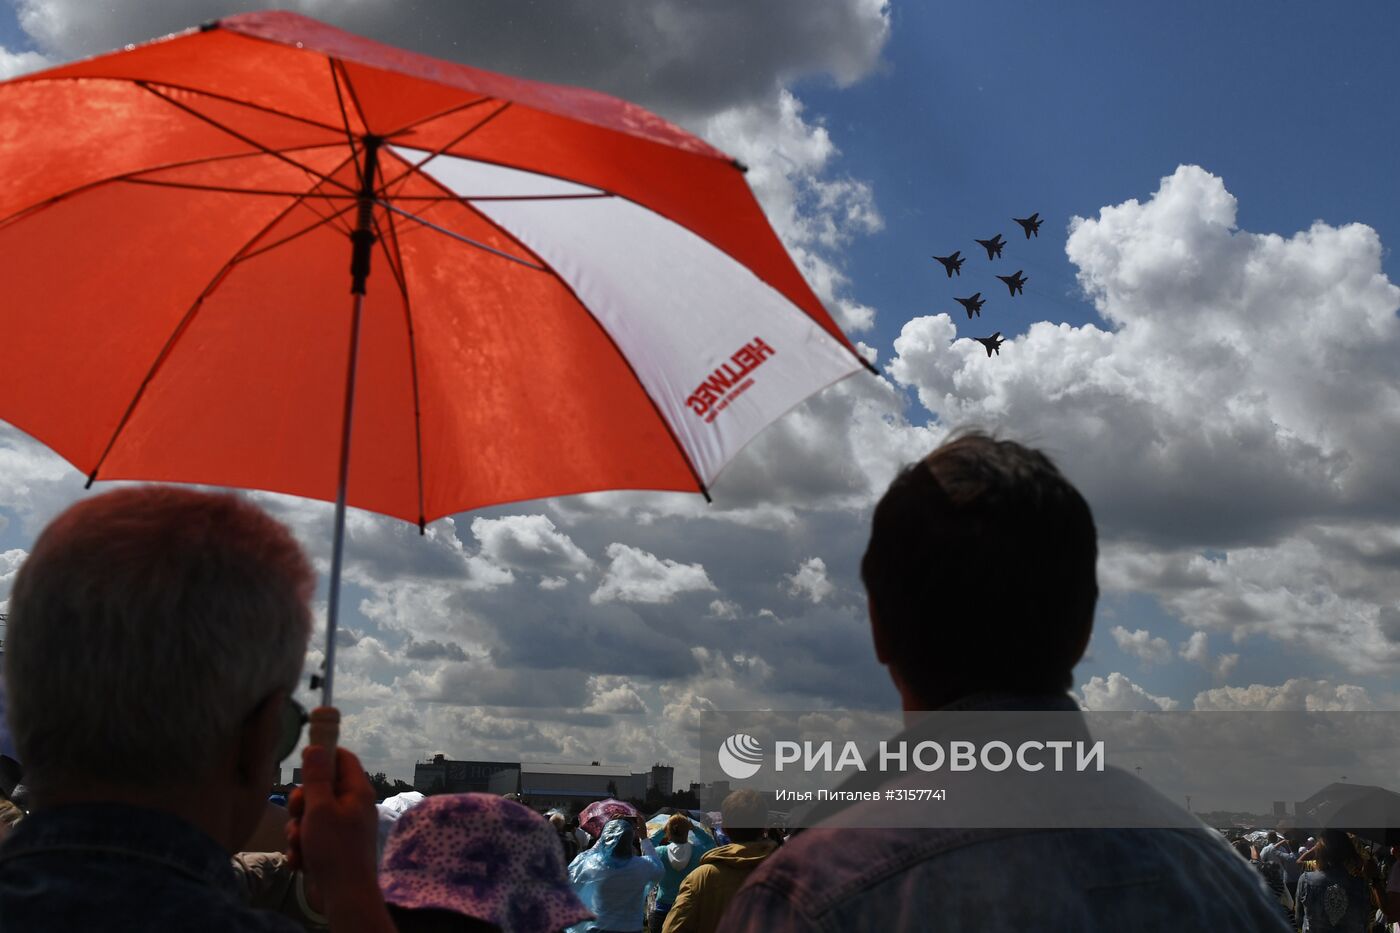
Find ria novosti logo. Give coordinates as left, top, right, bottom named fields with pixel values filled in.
left=717, top=733, right=764, bottom=780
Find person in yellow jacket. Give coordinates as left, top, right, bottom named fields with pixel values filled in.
left=662, top=791, right=776, bottom=933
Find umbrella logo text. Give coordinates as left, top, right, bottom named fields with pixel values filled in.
left=718, top=732, right=765, bottom=780
left=686, top=338, right=777, bottom=422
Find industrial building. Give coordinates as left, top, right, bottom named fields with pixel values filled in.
left=413, top=754, right=518, bottom=794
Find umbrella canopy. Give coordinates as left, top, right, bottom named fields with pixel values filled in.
left=0, top=12, right=871, bottom=709
left=578, top=798, right=640, bottom=838
left=0, top=11, right=869, bottom=524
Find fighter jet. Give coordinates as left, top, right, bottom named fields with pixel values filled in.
left=974, top=333, right=1005, bottom=357
left=931, top=251, right=964, bottom=277
left=996, top=270, right=1027, bottom=296
left=1013, top=213, right=1042, bottom=239
left=954, top=293, right=985, bottom=319
left=974, top=234, right=1005, bottom=260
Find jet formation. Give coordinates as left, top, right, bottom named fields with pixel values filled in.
left=1013, top=213, right=1042, bottom=239
left=932, top=211, right=1039, bottom=361
left=974, top=234, right=1005, bottom=260
left=954, top=293, right=985, bottom=319
left=931, top=251, right=964, bottom=277
left=974, top=333, right=1005, bottom=357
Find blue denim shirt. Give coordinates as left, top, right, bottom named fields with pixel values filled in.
left=0, top=803, right=302, bottom=932
left=719, top=693, right=1293, bottom=933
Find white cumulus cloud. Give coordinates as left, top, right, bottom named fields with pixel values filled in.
left=1079, top=672, right=1180, bottom=711
left=1110, top=626, right=1173, bottom=665
left=591, top=543, right=716, bottom=605
left=785, top=557, right=835, bottom=604
left=1192, top=678, right=1380, bottom=711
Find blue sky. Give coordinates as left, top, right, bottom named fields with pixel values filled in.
left=2, top=1, right=1400, bottom=782
left=807, top=0, right=1400, bottom=347
left=791, top=0, right=1400, bottom=708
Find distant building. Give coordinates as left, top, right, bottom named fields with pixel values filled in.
left=648, top=763, right=675, bottom=797
left=413, top=753, right=518, bottom=794
left=689, top=780, right=731, bottom=811
left=1273, top=800, right=1288, bottom=818
left=489, top=762, right=649, bottom=810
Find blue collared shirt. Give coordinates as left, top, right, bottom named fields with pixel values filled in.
left=0, top=803, right=302, bottom=932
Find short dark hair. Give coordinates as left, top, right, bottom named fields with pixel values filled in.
left=861, top=432, right=1097, bottom=703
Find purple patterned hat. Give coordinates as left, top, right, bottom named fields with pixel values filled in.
left=380, top=793, right=594, bottom=933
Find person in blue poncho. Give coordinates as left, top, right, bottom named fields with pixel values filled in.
left=648, top=814, right=715, bottom=933
left=568, top=817, right=662, bottom=933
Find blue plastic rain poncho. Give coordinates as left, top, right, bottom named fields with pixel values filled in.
left=567, top=818, right=662, bottom=932
left=649, top=821, right=716, bottom=909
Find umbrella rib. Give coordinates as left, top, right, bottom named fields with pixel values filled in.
left=372, top=208, right=429, bottom=533
left=331, top=58, right=374, bottom=140
left=119, top=178, right=354, bottom=198
left=85, top=188, right=343, bottom=486
left=378, top=101, right=513, bottom=195
left=15, top=74, right=354, bottom=138
left=229, top=148, right=367, bottom=254
left=373, top=200, right=545, bottom=271
left=464, top=193, right=613, bottom=202
left=235, top=202, right=358, bottom=264
left=376, top=149, right=566, bottom=271
left=0, top=143, right=349, bottom=232
left=138, top=82, right=357, bottom=196
left=328, top=59, right=365, bottom=192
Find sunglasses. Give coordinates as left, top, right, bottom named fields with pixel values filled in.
left=277, top=697, right=309, bottom=762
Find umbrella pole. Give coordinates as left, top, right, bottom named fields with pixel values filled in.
left=309, top=135, right=383, bottom=754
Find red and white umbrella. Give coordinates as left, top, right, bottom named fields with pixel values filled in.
left=0, top=12, right=872, bottom=716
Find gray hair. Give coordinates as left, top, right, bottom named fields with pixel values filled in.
left=5, top=486, right=313, bottom=791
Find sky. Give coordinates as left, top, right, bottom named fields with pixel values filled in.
left=1, top=1, right=1399, bottom=795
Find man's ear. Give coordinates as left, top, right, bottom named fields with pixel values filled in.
left=868, top=596, right=892, bottom=665
left=236, top=691, right=284, bottom=787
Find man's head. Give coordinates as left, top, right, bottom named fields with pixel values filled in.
left=721, top=789, right=767, bottom=843
left=861, top=432, right=1098, bottom=708
left=5, top=486, right=312, bottom=829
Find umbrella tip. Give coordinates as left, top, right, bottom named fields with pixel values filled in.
left=84, top=469, right=97, bottom=490
left=731, top=159, right=749, bottom=174
left=418, top=516, right=427, bottom=536
left=199, top=19, right=220, bottom=32
left=861, top=357, right=881, bottom=376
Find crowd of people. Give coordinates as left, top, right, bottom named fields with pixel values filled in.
left=1228, top=829, right=1400, bottom=932
left=1, top=434, right=1395, bottom=931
